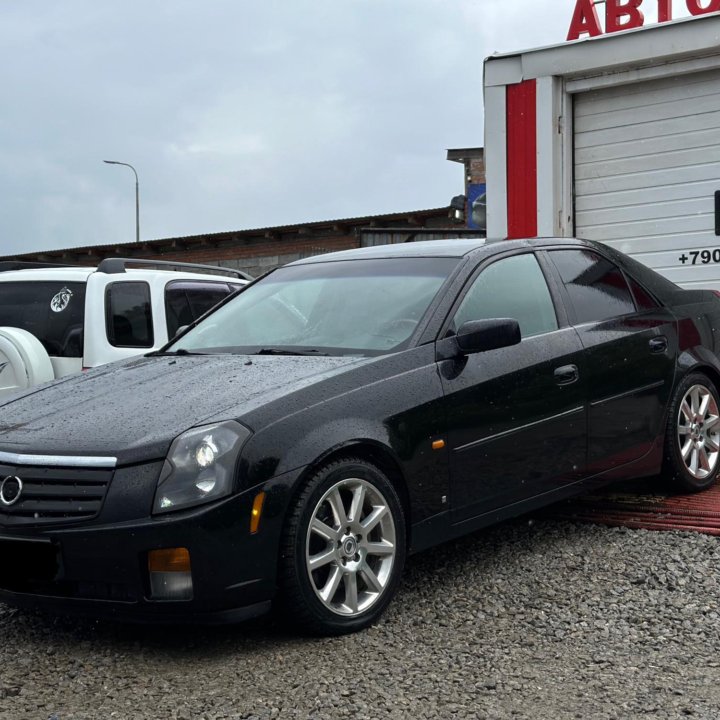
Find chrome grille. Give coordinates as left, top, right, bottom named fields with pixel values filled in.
left=0, top=464, right=113, bottom=526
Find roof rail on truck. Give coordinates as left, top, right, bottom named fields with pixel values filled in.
left=96, top=257, right=253, bottom=281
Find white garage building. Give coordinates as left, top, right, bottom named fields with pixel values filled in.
left=484, top=14, right=720, bottom=288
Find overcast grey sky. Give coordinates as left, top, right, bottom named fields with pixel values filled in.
left=0, top=0, right=691, bottom=255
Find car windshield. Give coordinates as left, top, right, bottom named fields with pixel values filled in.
left=169, top=257, right=459, bottom=356
left=0, top=281, right=86, bottom=357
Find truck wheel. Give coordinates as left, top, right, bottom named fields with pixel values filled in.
left=0, top=327, right=55, bottom=396
left=279, top=458, right=406, bottom=635
left=664, top=372, right=720, bottom=492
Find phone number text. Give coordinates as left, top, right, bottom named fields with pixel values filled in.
left=678, top=250, right=720, bottom=265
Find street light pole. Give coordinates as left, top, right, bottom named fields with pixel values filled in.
left=103, top=160, right=140, bottom=244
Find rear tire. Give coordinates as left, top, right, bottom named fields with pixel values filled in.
left=278, top=458, right=406, bottom=635
left=664, top=372, right=720, bottom=493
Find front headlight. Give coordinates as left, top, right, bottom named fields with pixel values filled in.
left=152, top=420, right=251, bottom=515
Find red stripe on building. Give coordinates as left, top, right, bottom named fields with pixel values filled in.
left=506, top=80, right=537, bottom=239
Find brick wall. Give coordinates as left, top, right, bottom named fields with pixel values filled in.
left=144, top=235, right=359, bottom=277
left=469, top=158, right=486, bottom=185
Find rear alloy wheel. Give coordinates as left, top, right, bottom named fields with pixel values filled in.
left=279, top=458, right=406, bottom=635
left=665, top=373, right=720, bottom=492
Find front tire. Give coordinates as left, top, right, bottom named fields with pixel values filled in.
left=664, top=372, right=720, bottom=492
left=279, top=458, right=406, bottom=635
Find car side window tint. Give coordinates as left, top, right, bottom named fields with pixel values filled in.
left=453, top=254, right=558, bottom=338
left=165, top=281, right=234, bottom=339
left=185, top=283, right=234, bottom=318
left=550, top=250, right=636, bottom=323
left=165, top=284, right=193, bottom=339
left=106, top=282, right=154, bottom=348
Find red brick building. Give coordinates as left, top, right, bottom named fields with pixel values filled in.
left=3, top=207, right=481, bottom=276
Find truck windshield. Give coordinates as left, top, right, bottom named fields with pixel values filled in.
left=170, top=257, right=459, bottom=356
left=0, top=282, right=86, bottom=357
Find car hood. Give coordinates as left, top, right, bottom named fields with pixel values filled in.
left=0, top=354, right=365, bottom=464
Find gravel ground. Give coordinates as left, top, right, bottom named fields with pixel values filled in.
left=1, top=518, right=719, bottom=720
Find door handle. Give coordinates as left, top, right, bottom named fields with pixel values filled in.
left=649, top=336, right=668, bottom=354
left=554, top=364, right=579, bottom=386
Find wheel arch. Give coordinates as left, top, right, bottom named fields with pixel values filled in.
left=288, top=439, right=412, bottom=545
left=685, top=363, right=720, bottom=393
left=677, top=346, right=720, bottom=385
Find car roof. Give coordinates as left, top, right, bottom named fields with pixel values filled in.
left=288, top=236, right=585, bottom=265
left=289, top=238, right=488, bottom=265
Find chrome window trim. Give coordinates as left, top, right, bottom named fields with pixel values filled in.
left=0, top=451, right=117, bottom=469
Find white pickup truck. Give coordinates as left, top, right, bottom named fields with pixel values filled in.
left=0, top=258, right=250, bottom=396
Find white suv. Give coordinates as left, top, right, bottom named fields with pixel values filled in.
left=0, top=258, right=249, bottom=396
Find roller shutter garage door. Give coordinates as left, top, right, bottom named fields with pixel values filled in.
left=574, top=68, right=720, bottom=288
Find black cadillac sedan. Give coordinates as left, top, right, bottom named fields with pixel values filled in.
left=1, top=237, right=719, bottom=634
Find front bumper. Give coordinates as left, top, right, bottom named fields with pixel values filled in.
left=0, top=466, right=299, bottom=624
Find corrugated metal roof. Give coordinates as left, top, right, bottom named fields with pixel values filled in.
left=167, top=207, right=449, bottom=240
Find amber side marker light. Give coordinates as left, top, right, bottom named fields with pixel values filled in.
left=147, top=547, right=193, bottom=601
left=432, top=439, right=446, bottom=451
left=250, top=491, right=266, bottom=534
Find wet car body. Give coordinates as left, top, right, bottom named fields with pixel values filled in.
left=1, top=237, right=720, bottom=630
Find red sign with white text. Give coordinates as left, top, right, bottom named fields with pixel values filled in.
left=567, top=0, right=720, bottom=41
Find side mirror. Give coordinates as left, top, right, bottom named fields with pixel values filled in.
left=173, top=325, right=189, bottom=339
left=456, top=319, right=521, bottom=354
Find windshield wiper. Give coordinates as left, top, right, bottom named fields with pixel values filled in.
left=255, top=347, right=330, bottom=356
left=148, top=348, right=207, bottom=357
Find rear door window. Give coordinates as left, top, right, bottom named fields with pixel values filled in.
left=105, top=282, right=153, bottom=348
left=0, top=281, right=86, bottom=357
left=549, top=250, right=637, bottom=323
left=164, top=281, right=236, bottom=339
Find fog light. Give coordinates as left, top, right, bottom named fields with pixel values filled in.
left=147, top=548, right=193, bottom=601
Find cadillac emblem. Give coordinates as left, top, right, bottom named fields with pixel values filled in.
left=0, top=476, right=23, bottom=506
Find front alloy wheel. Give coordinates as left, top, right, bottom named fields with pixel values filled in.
left=306, top=477, right=397, bottom=616
left=279, top=458, right=406, bottom=635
